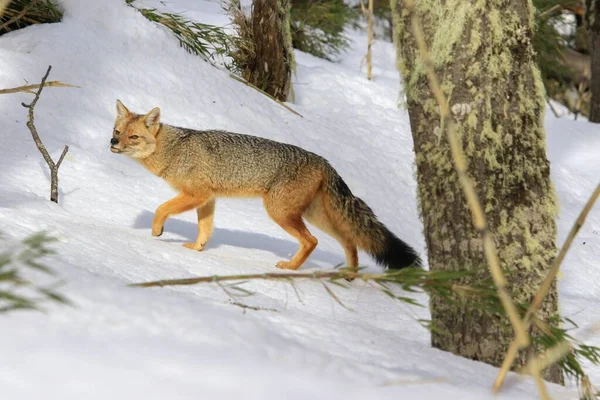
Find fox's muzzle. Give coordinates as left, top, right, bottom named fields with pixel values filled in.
left=110, top=137, right=122, bottom=153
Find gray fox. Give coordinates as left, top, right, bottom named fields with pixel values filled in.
left=110, top=100, right=421, bottom=270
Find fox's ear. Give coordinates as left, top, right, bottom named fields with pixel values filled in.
left=144, top=107, right=161, bottom=128
left=116, top=99, right=130, bottom=119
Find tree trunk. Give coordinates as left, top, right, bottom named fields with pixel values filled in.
left=391, top=0, right=563, bottom=383
left=244, top=0, right=295, bottom=101
left=587, top=0, right=600, bottom=122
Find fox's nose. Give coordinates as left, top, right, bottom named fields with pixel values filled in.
left=110, top=138, right=119, bottom=146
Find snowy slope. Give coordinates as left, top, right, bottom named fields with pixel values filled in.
left=0, top=0, right=597, bottom=398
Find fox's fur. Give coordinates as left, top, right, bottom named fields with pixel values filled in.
left=110, top=100, right=421, bottom=271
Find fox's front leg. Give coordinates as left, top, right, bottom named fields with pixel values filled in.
left=183, top=198, right=216, bottom=251
left=152, top=193, right=207, bottom=237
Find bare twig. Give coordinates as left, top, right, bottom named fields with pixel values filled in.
left=493, top=184, right=600, bottom=391
left=538, top=4, right=562, bottom=19
left=20, top=65, right=70, bottom=204
left=403, top=0, right=529, bottom=347
left=0, top=0, right=40, bottom=32
left=546, top=96, right=560, bottom=119
left=229, top=300, right=278, bottom=313
left=0, top=81, right=79, bottom=95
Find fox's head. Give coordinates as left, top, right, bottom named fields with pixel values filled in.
left=110, top=100, right=161, bottom=158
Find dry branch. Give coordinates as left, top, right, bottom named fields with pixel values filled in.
left=133, top=270, right=380, bottom=288
left=493, top=183, right=600, bottom=392
left=402, top=0, right=529, bottom=348
left=20, top=65, right=69, bottom=203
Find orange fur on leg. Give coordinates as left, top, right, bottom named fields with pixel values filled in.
left=183, top=198, right=216, bottom=251
left=152, top=193, right=208, bottom=237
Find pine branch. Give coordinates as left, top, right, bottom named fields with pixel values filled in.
left=130, top=267, right=507, bottom=317
left=0, top=0, right=39, bottom=31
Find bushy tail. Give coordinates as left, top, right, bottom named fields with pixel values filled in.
left=323, top=166, right=421, bottom=270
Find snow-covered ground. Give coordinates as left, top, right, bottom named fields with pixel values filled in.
left=0, top=0, right=598, bottom=398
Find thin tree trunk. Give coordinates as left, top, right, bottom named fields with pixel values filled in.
left=361, top=0, right=374, bottom=80
left=391, top=0, right=563, bottom=383
left=244, top=0, right=294, bottom=102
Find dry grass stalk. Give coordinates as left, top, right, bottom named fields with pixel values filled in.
left=519, top=322, right=600, bottom=399
left=0, top=0, right=11, bottom=18
left=493, top=183, right=600, bottom=392
left=580, top=374, right=599, bottom=400
left=529, top=352, right=552, bottom=400
left=20, top=65, right=70, bottom=203
left=402, top=0, right=529, bottom=347
left=0, top=80, right=78, bottom=95
left=524, top=341, right=573, bottom=377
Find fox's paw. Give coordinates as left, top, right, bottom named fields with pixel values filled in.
left=342, top=267, right=358, bottom=282
left=152, top=226, right=164, bottom=237
left=276, top=260, right=299, bottom=270
left=183, top=242, right=205, bottom=251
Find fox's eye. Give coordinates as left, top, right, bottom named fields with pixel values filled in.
left=130, top=135, right=139, bottom=140
left=114, top=130, right=120, bottom=136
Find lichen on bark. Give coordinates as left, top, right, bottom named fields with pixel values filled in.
left=391, top=0, right=562, bottom=383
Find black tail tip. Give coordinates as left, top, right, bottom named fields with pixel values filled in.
left=375, top=231, right=423, bottom=270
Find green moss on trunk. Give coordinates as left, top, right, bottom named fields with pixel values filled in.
left=391, top=0, right=562, bottom=383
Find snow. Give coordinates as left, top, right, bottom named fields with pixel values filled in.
left=0, top=0, right=597, bottom=398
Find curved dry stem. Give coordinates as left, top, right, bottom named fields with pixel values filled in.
left=493, top=184, right=600, bottom=391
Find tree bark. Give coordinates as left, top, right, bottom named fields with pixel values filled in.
left=587, top=0, right=600, bottom=122
left=391, top=0, right=562, bottom=383
left=244, top=0, right=295, bottom=102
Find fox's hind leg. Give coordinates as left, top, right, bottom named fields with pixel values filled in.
left=152, top=193, right=208, bottom=237
left=303, top=193, right=358, bottom=271
left=268, top=213, right=318, bottom=270
left=263, top=178, right=321, bottom=270
left=183, top=198, right=216, bottom=251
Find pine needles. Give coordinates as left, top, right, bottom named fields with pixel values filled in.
left=532, top=0, right=576, bottom=103
left=127, top=0, right=248, bottom=73
left=0, top=232, right=70, bottom=313
left=0, top=0, right=61, bottom=35
left=290, top=0, right=358, bottom=60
